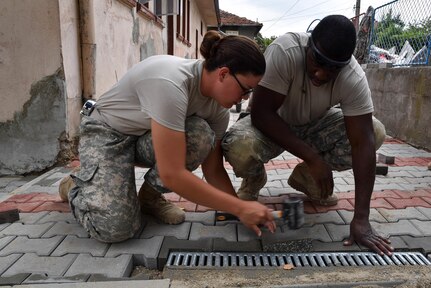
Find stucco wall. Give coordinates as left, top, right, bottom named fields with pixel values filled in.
left=91, top=0, right=165, bottom=99
left=0, top=0, right=66, bottom=175
left=0, top=0, right=214, bottom=175
left=366, top=66, right=431, bottom=151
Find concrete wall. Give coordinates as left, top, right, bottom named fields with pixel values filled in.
left=366, top=66, right=431, bottom=151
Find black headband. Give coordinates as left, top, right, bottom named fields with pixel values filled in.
left=309, top=36, right=350, bottom=69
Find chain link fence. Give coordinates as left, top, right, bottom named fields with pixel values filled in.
left=365, top=0, right=431, bottom=66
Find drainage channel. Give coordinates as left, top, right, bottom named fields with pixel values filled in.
left=166, top=251, right=431, bottom=268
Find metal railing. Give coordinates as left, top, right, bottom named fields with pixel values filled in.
left=367, top=0, right=431, bottom=66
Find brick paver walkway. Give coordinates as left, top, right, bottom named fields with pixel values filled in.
left=1, top=111, right=431, bottom=285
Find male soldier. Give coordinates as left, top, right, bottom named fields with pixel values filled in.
left=222, top=15, right=393, bottom=255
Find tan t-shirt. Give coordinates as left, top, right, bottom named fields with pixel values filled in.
left=259, top=32, right=374, bottom=125
left=93, top=55, right=230, bottom=139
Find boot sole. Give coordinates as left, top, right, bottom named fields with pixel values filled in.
left=288, top=178, right=338, bottom=206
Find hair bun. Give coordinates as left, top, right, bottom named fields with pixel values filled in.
left=200, top=31, right=223, bottom=59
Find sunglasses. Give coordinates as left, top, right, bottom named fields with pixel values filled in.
left=232, top=73, right=254, bottom=96
left=309, top=36, right=350, bottom=70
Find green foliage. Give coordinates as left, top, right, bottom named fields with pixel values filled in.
left=374, top=8, right=431, bottom=53
left=255, top=33, right=277, bottom=52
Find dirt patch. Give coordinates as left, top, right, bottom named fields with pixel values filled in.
left=157, top=265, right=431, bottom=287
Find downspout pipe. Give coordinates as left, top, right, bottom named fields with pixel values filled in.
left=214, top=0, right=222, bottom=33
left=78, top=0, right=96, bottom=100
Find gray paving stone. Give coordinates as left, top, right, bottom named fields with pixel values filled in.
left=21, top=185, right=59, bottom=194
left=17, top=212, right=49, bottom=224
left=2, top=253, right=76, bottom=277
left=333, top=170, right=353, bottom=177
left=265, top=180, right=283, bottom=189
left=386, top=236, right=409, bottom=250
left=417, top=207, right=431, bottom=220
left=105, top=236, right=164, bottom=269
left=398, top=182, right=431, bottom=190
left=303, top=211, right=345, bottom=226
left=0, top=223, right=10, bottom=232
left=0, top=222, right=54, bottom=238
left=324, top=223, right=350, bottom=242
left=237, top=225, right=280, bottom=242
left=374, top=177, right=409, bottom=184
left=334, top=177, right=348, bottom=185
left=259, top=188, right=271, bottom=197
left=189, top=223, right=236, bottom=241
left=409, top=170, right=431, bottom=177
left=22, top=273, right=90, bottom=284
left=35, top=177, right=61, bottom=187
left=0, top=254, right=22, bottom=275
left=0, top=193, right=10, bottom=202
left=16, top=279, right=171, bottom=287
left=377, top=207, right=429, bottom=222
left=267, top=187, right=298, bottom=196
left=373, top=183, right=405, bottom=191
left=51, top=235, right=109, bottom=257
left=410, top=219, right=431, bottom=236
left=64, top=254, right=133, bottom=278
left=184, top=211, right=215, bottom=225
left=335, top=184, right=355, bottom=192
left=0, top=236, right=64, bottom=256
left=212, top=238, right=262, bottom=252
left=139, top=220, right=191, bottom=239
left=87, top=273, right=149, bottom=282
left=310, top=240, right=360, bottom=252
left=0, top=273, right=30, bottom=286
left=384, top=171, right=415, bottom=178
left=338, top=209, right=388, bottom=223
left=342, top=177, right=355, bottom=185
left=37, top=212, right=77, bottom=224
left=401, top=236, right=431, bottom=253
left=371, top=220, right=424, bottom=238
left=42, top=222, right=89, bottom=238
left=0, top=236, right=15, bottom=251
left=405, top=176, right=431, bottom=184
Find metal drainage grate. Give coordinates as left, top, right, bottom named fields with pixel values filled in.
left=166, top=252, right=431, bottom=268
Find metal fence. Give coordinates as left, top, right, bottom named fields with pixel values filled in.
left=366, top=0, right=431, bottom=66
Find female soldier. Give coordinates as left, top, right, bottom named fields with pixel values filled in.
left=59, top=31, right=275, bottom=243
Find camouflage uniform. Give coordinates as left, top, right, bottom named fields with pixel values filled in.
left=222, top=107, right=385, bottom=180
left=70, top=115, right=215, bottom=243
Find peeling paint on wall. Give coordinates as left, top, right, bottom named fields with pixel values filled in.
left=140, top=36, right=156, bottom=60
left=0, top=69, right=66, bottom=176
left=132, top=17, right=140, bottom=44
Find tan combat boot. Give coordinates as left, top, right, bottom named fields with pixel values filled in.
left=58, top=176, right=74, bottom=202
left=237, top=172, right=267, bottom=201
left=58, top=167, right=80, bottom=202
left=138, top=182, right=185, bottom=224
left=288, top=162, right=338, bottom=206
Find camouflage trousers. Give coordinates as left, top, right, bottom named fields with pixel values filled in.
left=221, top=107, right=385, bottom=179
left=70, top=115, right=215, bottom=243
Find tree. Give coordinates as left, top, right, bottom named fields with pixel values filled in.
left=255, top=33, right=277, bottom=53
left=373, top=9, right=405, bottom=50
left=373, top=9, right=431, bottom=54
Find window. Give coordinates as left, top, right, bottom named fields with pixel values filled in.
left=175, top=0, right=190, bottom=46
left=155, top=0, right=179, bottom=16
left=136, top=0, right=164, bottom=29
